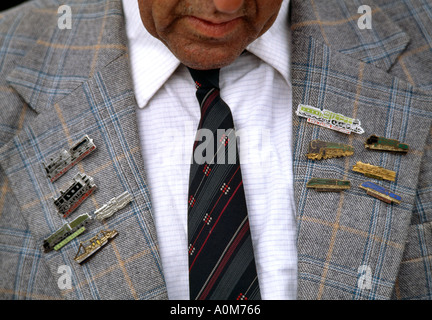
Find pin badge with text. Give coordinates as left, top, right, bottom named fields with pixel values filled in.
left=296, top=104, right=364, bottom=134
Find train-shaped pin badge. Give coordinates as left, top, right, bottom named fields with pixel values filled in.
left=360, top=181, right=402, bottom=204
left=43, top=191, right=132, bottom=253
left=43, top=135, right=96, bottom=182
left=364, top=135, right=408, bottom=154
left=306, top=178, right=351, bottom=192
left=306, top=140, right=354, bottom=160
left=352, top=161, right=396, bottom=182
left=53, top=173, right=97, bottom=218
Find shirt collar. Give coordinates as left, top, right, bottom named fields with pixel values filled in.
left=122, top=0, right=291, bottom=109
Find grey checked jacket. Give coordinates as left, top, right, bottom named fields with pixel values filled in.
left=0, top=0, right=431, bottom=300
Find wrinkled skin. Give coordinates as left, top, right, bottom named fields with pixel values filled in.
left=137, top=0, right=283, bottom=70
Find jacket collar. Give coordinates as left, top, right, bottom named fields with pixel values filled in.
left=290, top=0, right=410, bottom=71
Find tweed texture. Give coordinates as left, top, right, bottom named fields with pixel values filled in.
left=0, top=0, right=167, bottom=300
left=291, top=0, right=432, bottom=300
left=0, top=0, right=431, bottom=300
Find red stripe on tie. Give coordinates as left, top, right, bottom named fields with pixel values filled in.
left=201, top=89, right=220, bottom=117
left=198, top=220, right=250, bottom=300
left=189, top=179, right=243, bottom=271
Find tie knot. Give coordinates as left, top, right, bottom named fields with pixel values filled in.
left=188, top=67, right=220, bottom=91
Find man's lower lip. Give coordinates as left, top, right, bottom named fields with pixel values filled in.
left=185, top=16, right=242, bottom=38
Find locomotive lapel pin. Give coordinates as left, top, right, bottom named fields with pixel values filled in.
left=306, top=178, right=351, bottom=192
left=360, top=181, right=401, bottom=204
left=306, top=140, right=354, bottom=160
left=53, top=173, right=97, bottom=218
left=352, top=161, right=396, bottom=182
left=43, top=135, right=96, bottom=182
left=296, top=104, right=364, bottom=135
left=364, top=135, right=409, bottom=153
left=43, top=191, right=132, bottom=253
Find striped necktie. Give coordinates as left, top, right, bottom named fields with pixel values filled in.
left=187, top=67, right=261, bottom=300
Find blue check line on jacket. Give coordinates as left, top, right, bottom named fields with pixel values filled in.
left=338, top=31, right=407, bottom=56
left=12, top=65, right=89, bottom=83
left=293, top=58, right=432, bottom=100
left=23, top=126, right=58, bottom=228
left=23, top=234, right=42, bottom=299
left=6, top=78, right=73, bottom=98
left=12, top=136, right=55, bottom=233
left=0, top=11, right=23, bottom=73
left=413, top=195, right=432, bottom=224
left=316, top=42, right=331, bottom=108
left=372, top=195, right=396, bottom=299
left=415, top=224, right=432, bottom=295
left=0, top=48, right=26, bottom=58
left=0, top=123, right=18, bottom=137
left=402, top=0, right=432, bottom=46
left=138, top=284, right=168, bottom=300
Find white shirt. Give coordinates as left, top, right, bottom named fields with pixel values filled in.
left=122, top=0, right=297, bottom=300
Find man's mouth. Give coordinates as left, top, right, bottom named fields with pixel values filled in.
left=185, top=16, right=243, bottom=39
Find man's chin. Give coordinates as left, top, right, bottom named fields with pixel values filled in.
left=173, top=47, right=245, bottom=70
left=165, top=40, right=244, bottom=70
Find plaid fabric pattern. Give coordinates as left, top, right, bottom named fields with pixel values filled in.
left=0, top=0, right=431, bottom=300
left=291, top=0, right=432, bottom=300
left=0, top=0, right=167, bottom=300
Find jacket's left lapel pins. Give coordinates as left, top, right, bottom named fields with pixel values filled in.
left=43, top=135, right=96, bottom=183
left=42, top=191, right=132, bottom=253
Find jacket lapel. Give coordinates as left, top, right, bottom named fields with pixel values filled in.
left=0, top=0, right=167, bottom=300
left=290, top=0, right=432, bottom=299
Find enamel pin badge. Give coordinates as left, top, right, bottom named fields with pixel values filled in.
left=352, top=161, right=396, bottom=182
left=306, top=140, right=354, bottom=160
left=94, top=191, right=132, bottom=221
left=360, top=181, right=402, bottom=204
left=74, top=229, right=118, bottom=264
left=43, top=191, right=132, bottom=253
left=42, top=213, right=92, bottom=252
left=306, top=178, right=351, bottom=192
left=53, top=173, right=97, bottom=218
left=43, top=135, right=96, bottom=182
left=364, top=135, right=409, bottom=153
left=296, top=104, right=364, bottom=134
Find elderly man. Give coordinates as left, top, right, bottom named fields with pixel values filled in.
left=0, top=0, right=431, bottom=301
